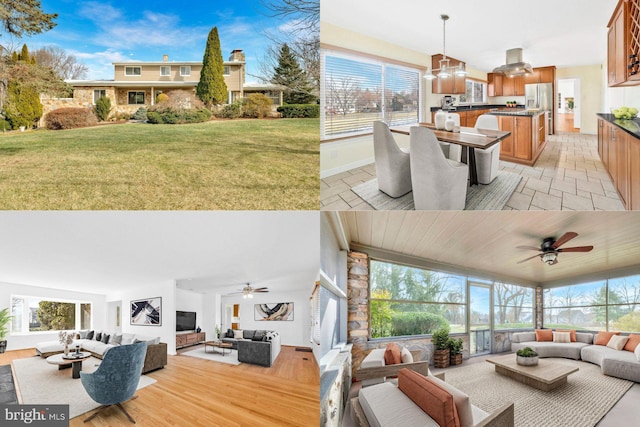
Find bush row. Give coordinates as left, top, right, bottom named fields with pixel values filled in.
left=146, top=107, right=212, bottom=124
left=390, top=312, right=449, bottom=336
left=276, top=104, right=319, bottom=118
left=215, top=93, right=274, bottom=119
left=45, top=108, right=98, bottom=130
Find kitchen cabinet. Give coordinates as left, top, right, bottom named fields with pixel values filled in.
left=502, top=77, right=515, bottom=96
left=598, top=118, right=608, bottom=166
left=514, top=116, right=532, bottom=160
left=514, top=76, right=525, bottom=96
left=630, top=137, right=640, bottom=210
left=488, top=73, right=503, bottom=96
left=607, top=0, right=640, bottom=86
left=524, top=66, right=556, bottom=84
left=498, top=116, right=515, bottom=157
left=431, top=54, right=466, bottom=94
left=488, top=74, right=525, bottom=96
left=496, top=113, right=546, bottom=166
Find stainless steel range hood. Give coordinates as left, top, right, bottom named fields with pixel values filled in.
left=492, top=48, right=533, bottom=77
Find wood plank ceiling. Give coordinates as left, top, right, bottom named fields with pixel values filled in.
left=339, top=211, right=640, bottom=286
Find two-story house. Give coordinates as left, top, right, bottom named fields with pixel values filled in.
left=43, top=50, right=284, bottom=118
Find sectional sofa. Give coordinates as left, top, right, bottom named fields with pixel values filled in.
left=511, top=330, right=640, bottom=382
left=221, top=329, right=281, bottom=367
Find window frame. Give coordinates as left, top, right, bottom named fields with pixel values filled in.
left=180, top=66, right=191, bottom=77
left=93, top=89, right=106, bottom=104
left=160, top=66, right=171, bottom=77
left=223, top=66, right=230, bottom=75
left=463, top=78, right=487, bottom=104
left=10, top=295, right=92, bottom=335
left=128, top=91, right=146, bottom=105
left=124, top=66, right=142, bottom=77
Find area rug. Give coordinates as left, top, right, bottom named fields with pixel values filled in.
left=181, top=347, right=241, bottom=366
left=12, top=356, right=156, bottom=419
left=351, top=171, right=522, bottom=210
left=0, top=365, right=18, bottom=404
left=444, top=359, right=633, bottom=427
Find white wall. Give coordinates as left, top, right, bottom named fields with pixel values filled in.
left=108, top=281, right=177, bottom=355
left=221, top=288, right=312, bottom=347
left=200, top=292, right=219, bottom=341
left=0, top=281, right=107, bottom=351
left=556, top=64, right=602, bottom=134
left=176, top=288, right=205, bottom=333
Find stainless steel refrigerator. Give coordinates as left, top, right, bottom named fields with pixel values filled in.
left=525, top=83, right=553, bottom=134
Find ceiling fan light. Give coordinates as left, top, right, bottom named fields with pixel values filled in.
left=542, top=252, right=557, bottom=265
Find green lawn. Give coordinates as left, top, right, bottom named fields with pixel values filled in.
left=0, top=118, right=319, bottom=209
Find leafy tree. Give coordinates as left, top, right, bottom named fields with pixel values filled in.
left=613, top=311, right=640, bottom=333
left=370, top=289, right=394, bottom=338
left=0, top=0, right=57, bottom=38
left=196, top=26, right=228, bottom=107
left=4, top=80, right=42, bottom=129
left=271, top=43, right=316, bottom=104
left=37, top=301, right=75, bottom=330
left=94, top=95, right=111, bottom=121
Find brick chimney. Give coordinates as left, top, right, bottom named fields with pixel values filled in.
left=163, top=54, right=169, bottom=62
left=229, top=49, right=245, bottom=62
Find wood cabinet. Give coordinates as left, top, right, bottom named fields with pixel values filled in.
left=488, top=74, right=525, bottom=96
left=524, top=66, right=556, bottom=85
left=431, top=54, right=466, bottom=94
left=488, top=73, right=503, bottom=96
left=514, top=116, right=533, bottom=160
left=498, top=113, right=547, bottom=166
left=514, top=76, right=525, bottom=96
left=630, top=137, right=640, bottom=209
left=502, top=76, right=515, bottom=96
left=607, top=0, right=640, bottom=86
left=176, top=332, right=206, bottom=349
left=498, top=116, right=515, bottom=158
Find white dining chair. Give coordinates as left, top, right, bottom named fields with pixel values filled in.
left=410, top=126, right=468, bottom=210
left=474, top=114, right=501, bottom=184
left=373, top=121, right=412, bottom=197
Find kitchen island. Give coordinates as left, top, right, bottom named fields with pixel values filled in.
left=488, top=110, right=547, bottom=166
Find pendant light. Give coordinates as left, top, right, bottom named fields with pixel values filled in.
left=424, top=14, right=467, bottom=80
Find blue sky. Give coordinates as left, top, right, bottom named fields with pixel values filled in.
left=2, top=0, right=293, bottom=81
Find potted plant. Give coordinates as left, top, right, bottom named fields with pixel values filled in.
left=448, top=337, right=464, bottom=365
left=516, top=347, right=539, bottom=366
left=431, top=327, right=450, bottom=368
left=0, top=308, right=12, bottom=354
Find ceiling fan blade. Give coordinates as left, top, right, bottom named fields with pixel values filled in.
left=254, top=290, right=269, bottom=293
left=252, top=287, right=268, bottom=291
left=552, top=232, right=578, bottom=249
left=517, top=254, right=542, bottom=264
left=557, top=246, right=594, bottom=253
left=516, top=245, right=542, bottom=251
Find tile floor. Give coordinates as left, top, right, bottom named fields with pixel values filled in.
left=320, top=132, right=625, bottom=211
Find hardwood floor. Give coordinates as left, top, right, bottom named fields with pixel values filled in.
left=556, top=112, right=580, bottom=132
left=0, top=345, right=319, bottom=426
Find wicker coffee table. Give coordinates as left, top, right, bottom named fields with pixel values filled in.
left=46, top=352, right=92, bottom=379
left=204, top=341, right=233, bottom=356
left=487, top=354, right=579, bottom=391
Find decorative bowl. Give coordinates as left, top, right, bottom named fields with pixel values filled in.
left=517, top=355, right=539, bottom=366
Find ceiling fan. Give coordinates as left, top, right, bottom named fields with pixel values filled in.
left=228, top=283, right=269, bottom=299
left=516, top=232, right=594, bottom=265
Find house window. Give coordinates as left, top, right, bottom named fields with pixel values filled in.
left=369, top=260, right=466, bottom=339
left=93, top=89, right=106, bottom=104
left=160, top=66, right=171, bottom=76
left=493, top=283, right=534, bottom=329
left=125, top=66, right=142, bottom=76
left=321, top=49, right=421, bottom=139
left=464, top=79, right=487, bottom=104
left=128, top=91, right=145, bottom=105
left=10, top=296, right=92, bottom=334
left=223, top=66, right=230, bottom=75
left=180, top=66, right=191, bottom=76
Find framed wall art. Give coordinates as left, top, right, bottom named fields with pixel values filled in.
left=254, top=302, right=294, bottom=321
left=130, top=297, right=162, bottom=326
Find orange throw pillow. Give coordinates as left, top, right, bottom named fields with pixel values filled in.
left=383, top=343, right=402, bottom=365
left=595, top=331, right=620, bottom=346
left=624, top=334, right=640, bottom=352
left=398, top=369, right=460, bottom=427
left=557, top=329, right=577, bottom=342
left=535, top=329, right=553, bottom=342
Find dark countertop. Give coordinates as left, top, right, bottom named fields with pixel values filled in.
left=430, top=104, right=524, bottom=112
left=489, top=110, right=546, bottom=117
left=597, top=113, right=640, bottom=140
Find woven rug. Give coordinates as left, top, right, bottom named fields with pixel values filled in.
left=181, top=347, right=241, bottom=365
left=444, top=359, right=633, bottom=427
left=12, top=356, right=156, bottom=419
left=351, top=171, right=521, bottom=210
left=0, top=365, right=18, bottom=404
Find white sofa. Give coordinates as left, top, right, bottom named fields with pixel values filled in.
left=511, top=331, right=594, bottom=360
left=36, top=332, right=160, bottom=359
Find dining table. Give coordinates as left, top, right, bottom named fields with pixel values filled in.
left=390, top=123, right=511, bottom=186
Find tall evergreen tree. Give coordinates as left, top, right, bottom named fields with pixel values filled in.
left=196, top=26, right=228, bottom=107
left=0, top=0, right=57, bottom=38
left=19, top=43, right=30, bottom=61
left=271, top=43, right=316, bottom=104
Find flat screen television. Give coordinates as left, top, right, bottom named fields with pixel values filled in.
left=176, top=311, right=196, bottom=332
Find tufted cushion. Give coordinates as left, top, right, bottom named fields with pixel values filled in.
left=398, top=369, right=460, bottom=427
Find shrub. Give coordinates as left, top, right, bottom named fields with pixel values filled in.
left=4, top=81, right=42, bottom=129
left=93, top=96, right=111, bottom=121
left=155, top=93, right=169, bottom=104
left=0, top=119, right=10, bottom=131
left=217, top=102, right=242, bottom=119
left=146, top=107, right=211, bottom=125
left=132, top=107, right=148, bottom=121
left=448, top=337, right=464, bottom=355
left=45, top=108, right=97, bottom=130
left=113, top=112, right=131, bottom=121
left=277, top=104, right=320, bottom=118
left=516, top=347, right=538, bottom=357
left=431, top=326, right=451, bottom=350
left=389, top=312, right=449, bottom=338
left=241, top=93, right=273, bottom=119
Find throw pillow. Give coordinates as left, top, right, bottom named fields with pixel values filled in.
left=624, top=334, right=640, bottom=352
left=243, top=330, right=256, bottom=340
left=233, top=330, right=244, bottom=339
left=132, top=338, right=141, bottom=344
left=121, top=333, right=134, bottom=345
left=226, top=328, right=234, bottom=338
left=397, top=369, right=460, bottom=427
left=264, top=331, right=278, bottom=342
left=101, top=334, right=110, bottom=344
left=427, top=372, right=474, bottom=427
left=110, top=334, right=122, bottom=345
left=606, top=335, right=629, bottom=351
left=95, top=332, right=102, bottom=342
left=383, top=343, right=402, bottom=365
left=635, top=343, right=640, bottom=362
left=252, top=331, right=266, bottom=341
left=553, top=331, right=571, bottom=343
left=556, top=329, right=577, bottom=342
left=401, top=346, right=413, bottom=364
left=86, top=330, right=94, bottom=340
left=535, top=329, right=553, bottom=342
left=78, top=330, right=89, bottom=339
left=595, top=331, right=620, bottom=346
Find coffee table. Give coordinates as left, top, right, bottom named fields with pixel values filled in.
left=204, top=341, right=233, bottom=356
left=46, top=352, right=92, bottom=379
left=486, top=354, right=579, bottom=391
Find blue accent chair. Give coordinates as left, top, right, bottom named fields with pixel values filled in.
left=80, top=341, right=148, bottom=424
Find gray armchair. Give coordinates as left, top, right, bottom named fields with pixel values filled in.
left=410, top=126, right=468, bottom=210
left=474, top=114, right=501, bottom=184
left=373, top=121, right=412, bottom=197
left=80, top=341, right=148, bottom=424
